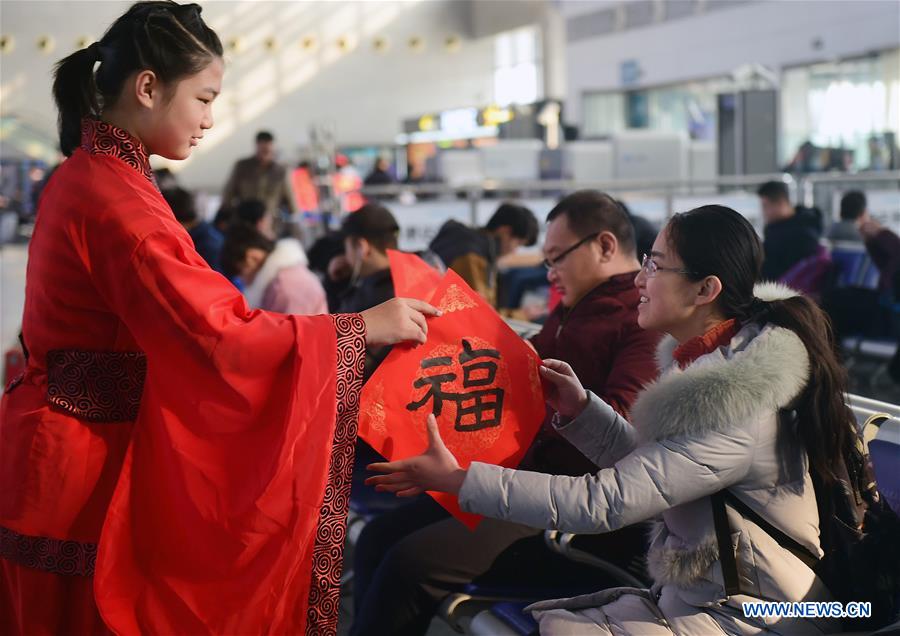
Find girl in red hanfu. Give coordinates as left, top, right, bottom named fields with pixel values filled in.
left=0, top=3, right=438, bottom=634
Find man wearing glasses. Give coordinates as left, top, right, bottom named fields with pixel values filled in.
left=351, top=191, right=660, bottom=636
left=524, top=189, right=660, bottom=474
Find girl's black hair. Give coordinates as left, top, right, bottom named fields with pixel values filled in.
left=52, top=1, right=223, bottom=156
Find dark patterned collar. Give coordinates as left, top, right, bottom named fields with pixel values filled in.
left=80, top=118, right=155, bottom=185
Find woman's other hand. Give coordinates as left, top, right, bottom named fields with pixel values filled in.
left=366, top=414, right=466, bottom=496
left=539, top=358, right=589, bottom=418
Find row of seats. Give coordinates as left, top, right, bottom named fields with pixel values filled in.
left=822, top=242, right=899, bottom=374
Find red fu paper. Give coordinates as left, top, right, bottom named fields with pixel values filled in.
left=388, top=249, right=444, bottom=302
left=359, top=269, right=545, bottom=528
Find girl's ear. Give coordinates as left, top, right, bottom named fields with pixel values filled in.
left=133, top=70, right=160, bottom=109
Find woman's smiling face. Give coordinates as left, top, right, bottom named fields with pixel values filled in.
left=634, top=225, right=702, bottom=335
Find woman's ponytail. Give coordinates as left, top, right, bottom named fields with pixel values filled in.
left=752, top=294, right=856, bottom=486
left=53, top=43, right=102, bottom=156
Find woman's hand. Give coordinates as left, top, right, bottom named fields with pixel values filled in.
left=539, top=358, right=589, bottom=418
left=366, top=414, right=467, bottom=496
left=361, top=298, right=441, bottom=347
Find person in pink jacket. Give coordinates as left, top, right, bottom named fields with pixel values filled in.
left=222, top=224, right=328, bottom=315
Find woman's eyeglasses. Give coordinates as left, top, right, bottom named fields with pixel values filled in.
left=640, top=254, right=696, bottom=278
left=542, top=232, right=600, bottom=270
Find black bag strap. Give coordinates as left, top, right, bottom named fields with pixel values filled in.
left=711, top=490, right=820, bottom=597
left=724, top=491, right=820, bottom=569
left=711, top=491, right=742, bottom=596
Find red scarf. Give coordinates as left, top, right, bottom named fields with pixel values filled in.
left=672, top=319, right=740, bottom=369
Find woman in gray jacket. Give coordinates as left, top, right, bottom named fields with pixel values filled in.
left=368, top=205, right=858, bottom=635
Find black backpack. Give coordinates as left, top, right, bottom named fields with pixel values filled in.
left=713, top=413, right=900, bottom=631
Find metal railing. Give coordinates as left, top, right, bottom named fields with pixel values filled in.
left=357, top=170, right=900, bottom=226
left=849, top=393, right=900, bottom=421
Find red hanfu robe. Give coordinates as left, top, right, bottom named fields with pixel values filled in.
left=0, top=119, right=366, bottom=635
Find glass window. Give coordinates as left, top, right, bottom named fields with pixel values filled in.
left=581, top=92, right=626, bottom=137
left=493, top=27, right=542, bottom=107
left=780, top=48, right=900, bottom=170
left=583, top=77, right=727, bottom=140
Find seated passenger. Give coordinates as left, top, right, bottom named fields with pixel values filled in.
left=429, top=203, right=538, bottom=306
left=335, top=203, right=429, bottom=514
left=827, top=190, right=866, bottom=243
left=234, top=198, right=274, bottom=238
left=212, top=203, right=235, bottom=235
left=335, top=202, right=402, bottom=379
left=161, top=186, right=224, bottom=272
left=757, top=180, right=822, bottom=281
left=371, top=204, right=855, bottom=635
left=221, top=224, right=326, bottom=315
left=337, top=203, right=398, bottom=312
left=364, top=157, right=395, bottom=187
left=858, top=208, right=900, bottom=386
left=859, top=213, right=900, bottom=300
left=351, top=191, right=660, bottom=636
left=308, top=231, right=352, bottom=312
left=823, top=191, right=885, bottom=341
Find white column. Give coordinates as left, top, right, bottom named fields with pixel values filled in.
left=540, top=2, right=567, bottom=101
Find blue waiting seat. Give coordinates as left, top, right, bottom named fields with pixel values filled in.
left=438, top=528, right=648, bottom=632
left=469, top=601, right=536, bottom=636
left=447, top=528, right=649, bottom=632
left=830, top=242, right=881, bottom=290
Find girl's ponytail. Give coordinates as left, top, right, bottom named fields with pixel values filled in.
left=50, top=2, right=223, bottom=157
left=53, top=43, right=102, bottom=156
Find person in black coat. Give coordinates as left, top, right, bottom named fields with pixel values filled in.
left=757, top=181, right=822, bottom=281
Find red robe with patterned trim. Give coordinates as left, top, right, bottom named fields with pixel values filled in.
left=0, top=119, right=366, bottom=635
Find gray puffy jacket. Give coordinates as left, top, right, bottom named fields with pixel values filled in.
left=458, top=283, right=840, bottom=635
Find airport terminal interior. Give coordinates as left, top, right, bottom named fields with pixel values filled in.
left=1, top=1, right=899, bottom=634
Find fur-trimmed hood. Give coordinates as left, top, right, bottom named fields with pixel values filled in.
left=244, top=238, right=309, bottom=309
left=630, top=282, right=809, bottom=443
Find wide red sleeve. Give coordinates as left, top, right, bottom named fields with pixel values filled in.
left=89, top=228, right=365, bottom=635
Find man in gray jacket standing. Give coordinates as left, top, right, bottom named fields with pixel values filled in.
left=222, top=130, right=298, bottom=239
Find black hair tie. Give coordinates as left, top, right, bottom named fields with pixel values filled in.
left=748, top=297, right=770, bottom=320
